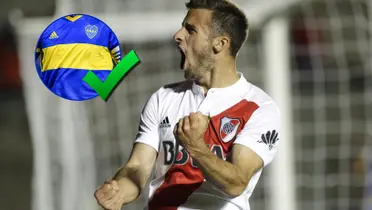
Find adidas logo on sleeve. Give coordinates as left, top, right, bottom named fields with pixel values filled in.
left=159, top=116, right=171, bottom=128
left=49, top=31, right=59, bottom=39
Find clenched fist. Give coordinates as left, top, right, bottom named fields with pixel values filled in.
left=174, top=112, right=210, bottom=153
left=95, top=180, right=125, bottom=210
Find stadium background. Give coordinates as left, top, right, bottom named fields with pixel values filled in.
left=0, top=0, right=370, bottom=210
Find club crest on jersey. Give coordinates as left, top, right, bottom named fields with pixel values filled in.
left=219, top=117, right=241, bottom=143
left=85, top=25, right=98, bottom=39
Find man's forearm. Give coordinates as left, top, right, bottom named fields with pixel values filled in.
left=112, top=166, right=143, bottom=204
left=187, top=143, right=248, bottom=197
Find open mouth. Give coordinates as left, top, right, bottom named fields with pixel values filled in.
left=178, top=47, right=186, bottom=69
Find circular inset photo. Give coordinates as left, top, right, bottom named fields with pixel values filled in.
left=34, top=14, right=122, bottom=101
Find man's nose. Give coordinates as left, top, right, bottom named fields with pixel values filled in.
left=173, top=29, right=183, bottom=44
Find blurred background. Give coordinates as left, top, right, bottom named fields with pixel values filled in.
left=0, top=0, right=371, bottom=210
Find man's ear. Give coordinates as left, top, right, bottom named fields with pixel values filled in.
left=212, top=36, right=229, bottom=54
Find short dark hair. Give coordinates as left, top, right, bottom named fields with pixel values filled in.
left=185, top=0, right=249, bottom=57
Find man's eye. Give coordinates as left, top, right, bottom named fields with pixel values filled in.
left=187, top=28, right=195, bottom=34
left=185, top=26, right=195, bottom=33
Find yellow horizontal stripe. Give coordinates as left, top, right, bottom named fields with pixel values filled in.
left=42, top=43, right=113, bottom=72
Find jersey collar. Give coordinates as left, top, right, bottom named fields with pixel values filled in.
left=191, top=72, right=251, bottom=97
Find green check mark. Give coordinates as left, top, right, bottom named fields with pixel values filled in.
left=83, top=50, right=140, bottom=101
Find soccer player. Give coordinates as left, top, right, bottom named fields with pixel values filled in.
left=94, top=0, right=281, bottom=209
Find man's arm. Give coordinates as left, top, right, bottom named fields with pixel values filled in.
left=175, top=105, right=280, bottom=197
left=189, top=143, right=263, bottom=197
left=95, top=143, right=157, bottom=209
left=113, top=142, right=157, bottom=202
left=95, top=88, right=161, bottom=210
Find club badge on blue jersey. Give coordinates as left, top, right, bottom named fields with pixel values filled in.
left=34, top=14, right=122, bottom=101
left=85, top=25, right=98, bottom=39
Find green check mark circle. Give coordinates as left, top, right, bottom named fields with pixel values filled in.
left=83, top=49, right=140, bottom=101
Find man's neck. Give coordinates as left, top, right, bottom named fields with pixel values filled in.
left=198, top=59, right=240, bottom=94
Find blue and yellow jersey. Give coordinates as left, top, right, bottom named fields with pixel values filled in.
left=35, top=14, right=122, bottom=101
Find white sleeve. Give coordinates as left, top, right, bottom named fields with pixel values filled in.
left=134, top=91, right=160, bottom=152
left=233, top=102, right=281, bottom=167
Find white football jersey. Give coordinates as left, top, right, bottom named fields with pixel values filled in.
left=135, top=72, right=281, bottom=210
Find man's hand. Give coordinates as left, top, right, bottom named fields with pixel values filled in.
left=95, top=179, right=125, bottom=210
left=94, top=143, right=157, bottom=210
left=173, top=112, right=210, bottom=154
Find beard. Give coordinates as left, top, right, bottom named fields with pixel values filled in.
left=184, top=70, right=193, bottom=80
left=183, top=47, right=214, bottom=81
